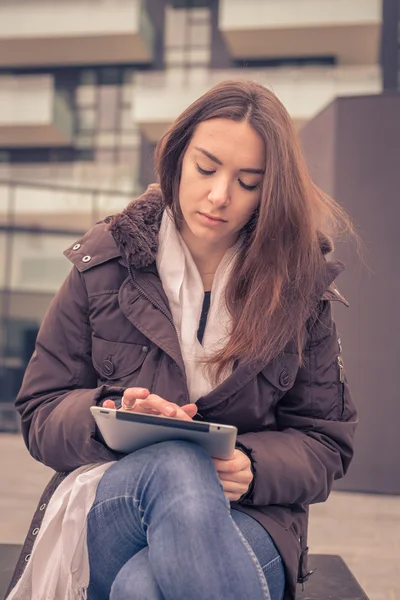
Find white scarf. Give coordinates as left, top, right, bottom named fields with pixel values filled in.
left=8, top=209, right=240, bottom=599
left=7, top=462, right=114, bottom=600
left=156, top=208, right=240, bottom=402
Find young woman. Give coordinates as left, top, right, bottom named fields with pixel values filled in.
left=8, top=79, right=357, bottom=600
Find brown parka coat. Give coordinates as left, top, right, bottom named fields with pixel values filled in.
left=9, top=184, right=357, bottom=600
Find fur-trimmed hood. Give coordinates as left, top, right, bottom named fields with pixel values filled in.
left=108, top=183, right=165, bottom=270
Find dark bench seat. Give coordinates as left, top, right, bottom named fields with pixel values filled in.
left=297, top=554, right=370, bottom=599
left=1, top=545, right=369, bottom=599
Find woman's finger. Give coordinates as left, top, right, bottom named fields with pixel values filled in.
left=218, top=479, right=249, bottom=500
left=121, top=387, right=150, bottom=410
left=224, top=491, right=244, bottom=502
left=181, top=404, right=198, bottom=418
left=102, top=399, right=116, bottom=409
left=133, top=394, right=194, bottom=421
left=217, top=469, right=253, bottom=486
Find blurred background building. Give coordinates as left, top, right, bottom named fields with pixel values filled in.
left=0, top=0, right=395, bottom=453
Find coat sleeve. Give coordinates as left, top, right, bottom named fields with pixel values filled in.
left=236, top=300, right=358, bottom=506
left=15, top=266, right=123, bottom=472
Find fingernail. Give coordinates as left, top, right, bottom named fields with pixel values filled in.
left=165, top=406, right=175, bottom=415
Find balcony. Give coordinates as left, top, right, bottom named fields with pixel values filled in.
left=132, top=65, right=381, bottom=142
left=218, top=0, right=382, bottom=65
left=0, top=0, right=154, bottom=68
left=0, top=75, right=73, bottom=147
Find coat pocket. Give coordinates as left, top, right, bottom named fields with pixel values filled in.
left=261, top=352, right=300, bottom=393
left=91, top=335, right=149, bottom=384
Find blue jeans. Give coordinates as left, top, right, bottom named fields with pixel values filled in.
left=87, top=440, right=285, bottom=600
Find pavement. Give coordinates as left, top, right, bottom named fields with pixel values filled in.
left=1, top=433, right=399, bottom=600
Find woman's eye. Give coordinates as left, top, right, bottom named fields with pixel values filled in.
left=196, top=164, right=215, bottom=176
left=239, top=180, right=259, bottom=191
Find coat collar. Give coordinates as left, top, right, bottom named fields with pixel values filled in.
left=108, top=183, right=165, bottom=270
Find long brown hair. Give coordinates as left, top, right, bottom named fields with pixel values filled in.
left=154, top=79, right=353, bottom=377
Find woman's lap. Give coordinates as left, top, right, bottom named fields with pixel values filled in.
left=87, top=441, right=285, bottom=600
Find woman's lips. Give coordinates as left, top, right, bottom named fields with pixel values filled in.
left=198, top=212, right=227, bottom=225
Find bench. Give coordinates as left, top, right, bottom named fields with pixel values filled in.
left=296, top=554, right=370, bottom=599
left=0, top=544, right=369, bottom=599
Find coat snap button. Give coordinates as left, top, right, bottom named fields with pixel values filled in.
left=103, top=359, right=114, bottom=377
left=32, top=528, right=39, bottom=536
left=142, top=345, right=149, bottom=353
left=39, top=503, right=46, bottom=511
left=82, top=255, right=91, bottom=263
left=72, top=243, right=81, bottom=250
left=25, top=554, right=31, bottom=562
left=279, top=369, right=291, bottom=387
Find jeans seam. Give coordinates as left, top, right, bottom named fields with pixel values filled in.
left=231, top=521, right=271, bottom=600
left=90, top=495, right=149, bottom=528
left=261, top=555, right=282, bottom=572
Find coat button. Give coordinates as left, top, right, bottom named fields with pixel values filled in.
left=142, top=345, right=149, bottom=353
left=103, top=359, right=114, bottom=377
left=32, top=527, right=40, bottom=536
left=82, top=255, right=91, bottom=263
left=25, top=554, right=31, bottom=562
left=72, top=243, right=81, bottom=250
left=279, top=369, right=291, bottom=387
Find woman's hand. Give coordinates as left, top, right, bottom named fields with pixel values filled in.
left=212, top=449, right=253, bottom=502
left=103, top=387, right=197, bottom=421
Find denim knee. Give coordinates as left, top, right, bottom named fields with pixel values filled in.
left=92, top=440, right=222, bottom=508
left=110, top=548, right=163, bottom=600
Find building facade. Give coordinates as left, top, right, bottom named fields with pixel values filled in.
left=0, top=0, right=384, bottom=426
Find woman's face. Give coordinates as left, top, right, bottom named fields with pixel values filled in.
left=178, top=118, right=265, bottom=248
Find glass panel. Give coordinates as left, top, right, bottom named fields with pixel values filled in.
left=75, top=133, right=95, bottom=149
left=0, top=289, right=54, bottom=408
left=95, top=149, right=116, bottom=164
left=0, top=184, right=9, bottom=226
left=79, top=70, right=98, bottom=86
left=98, top=85, right=119, bottom=130
left=97, top=193, right=131, bottom=220
left=14, top=185, right=94, bottom=231
left=7, top=290, right=55, bottom=323
left=76, top=85, right=97, bottom=107
left=118, top=148, right=139, bottom=167
left=9, top=232, right=76, bottom=294
left=100, top=68, right=121, bottom=86
left=77, top=107, right=96, bottom=131
left=122, top=69, right=134, bottom=86
left=0, top=232, right=7, bottom=288
left=119, top=131, right=140, bottom=148
left=188, top=46, right=210, bottom=64
left=122, top=84, right=133, bottom=104
left=121, top=107, right=135, bottom=131
left=165, top=47, right=186, bottom=66
left=165, top=7, right=187, bottom=48
left=190, top=21, right=211, bottom=45
left=97, top=132, right=117, bottom=148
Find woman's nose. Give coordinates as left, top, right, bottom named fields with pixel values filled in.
left=208, top=179, right=230, bottom=207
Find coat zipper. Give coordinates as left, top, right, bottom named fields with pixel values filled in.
left=127, top=265, right=177, bottom=334
left=127, top=265, right=191, bottom=405
left=337, top=354, right=345, bottom=418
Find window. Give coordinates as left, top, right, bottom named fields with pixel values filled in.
left=9, top=232, right=75, bottom=293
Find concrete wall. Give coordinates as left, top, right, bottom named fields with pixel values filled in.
left=300, top=93, right=400, bottom=494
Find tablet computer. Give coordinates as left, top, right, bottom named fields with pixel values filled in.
left=90, top=406, right=237, bottom=459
